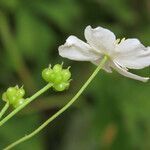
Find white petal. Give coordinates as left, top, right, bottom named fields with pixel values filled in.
left=112, top=62, right=149, bottom=82
left=114, top=39, right=150, bottom=69
left=58, top=36, right=99, bottom=61
left=84, top=25, right=116, bottom=54
left=92, top=57, right=112, bottom=73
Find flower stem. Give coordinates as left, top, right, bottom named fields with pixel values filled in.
left=0, top=102, right=9, bottom=119
left=4, top=56, right=107, bottom=150
left=0, top=83, right=53, bottom=127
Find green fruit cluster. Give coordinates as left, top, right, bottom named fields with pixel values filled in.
left=42, top=64, right=71, bottom=91
left=2, top=86, right=25, bottom=108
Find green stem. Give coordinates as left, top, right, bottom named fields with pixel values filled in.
left=4, top=56, right=107, bottom=150
left=0, top=102, right=9, bottom=119
left=0, top=83, right=52, bottom=127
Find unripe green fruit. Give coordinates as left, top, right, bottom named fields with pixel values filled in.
left=14, top=98, right=25, bottom=108
left=2, top=86, right=26, bottom=107
left=17, top=88, right=25, bottom=98
left=53, top=64, right=62, bottom=73
left=42, top=68, right=53, bottom=82
left=2, top=93, right=7, bottom=102
left=9, top=95, right=18, bottom=105
left=48, top=72, right=56, bottom=82
left=61, top=69, right=71, bottom=81
left=53, top=82, right=69, bottom=92
left=42, top=64, right=71, bottom=88
left=64, top=82, right=70, bottom=89
left=6, top=87, right=17, bottom=100
left=53, top=73, right=63, bottom=84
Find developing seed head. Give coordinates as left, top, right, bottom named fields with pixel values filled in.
left=61, top=68, right=71, bottom=81
left=2, top=93, right=7, bottom=102
left=42, top=63, right=72, bottom=92
left=53, top=82, right=70, bottom=92
left=2, top=86, right=26, bottom=108
left=14, top=98, right=25, bottom=108
left=16, top=87, right=25, bottom=98
left=6, top=87, right=17, bottom=100
left=42, top=68, right=53, bottom=82
left=53, top=73, right=63, bottom=84
left=53, top=64, right=63, bottom=73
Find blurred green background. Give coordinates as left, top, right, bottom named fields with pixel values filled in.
left=0, top=0, right=150, bottom=149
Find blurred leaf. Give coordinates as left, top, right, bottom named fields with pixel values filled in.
left=0, top=113, right=44, bottom=150
left=62, top=107, right=98, bottom=150
left=30, top=0, right=81, bottom=31
left=99, top=0, right=136, bottom=25
left=0, top=0, right=19, bottom=12
left=16, top=8, right=56, bottom=64
left=88, top=70, right=150, bottom=149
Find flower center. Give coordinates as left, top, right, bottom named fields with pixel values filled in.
left=115, top=38, right=125, bottom=45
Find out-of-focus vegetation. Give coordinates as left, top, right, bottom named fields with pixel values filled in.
left=0, top=0, right=149, bottom=149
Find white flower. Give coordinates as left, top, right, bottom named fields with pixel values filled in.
left=59, top=26, right=150, bottom=82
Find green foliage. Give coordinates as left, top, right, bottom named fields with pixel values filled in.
left=0, top=0, right=149, bottom=149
